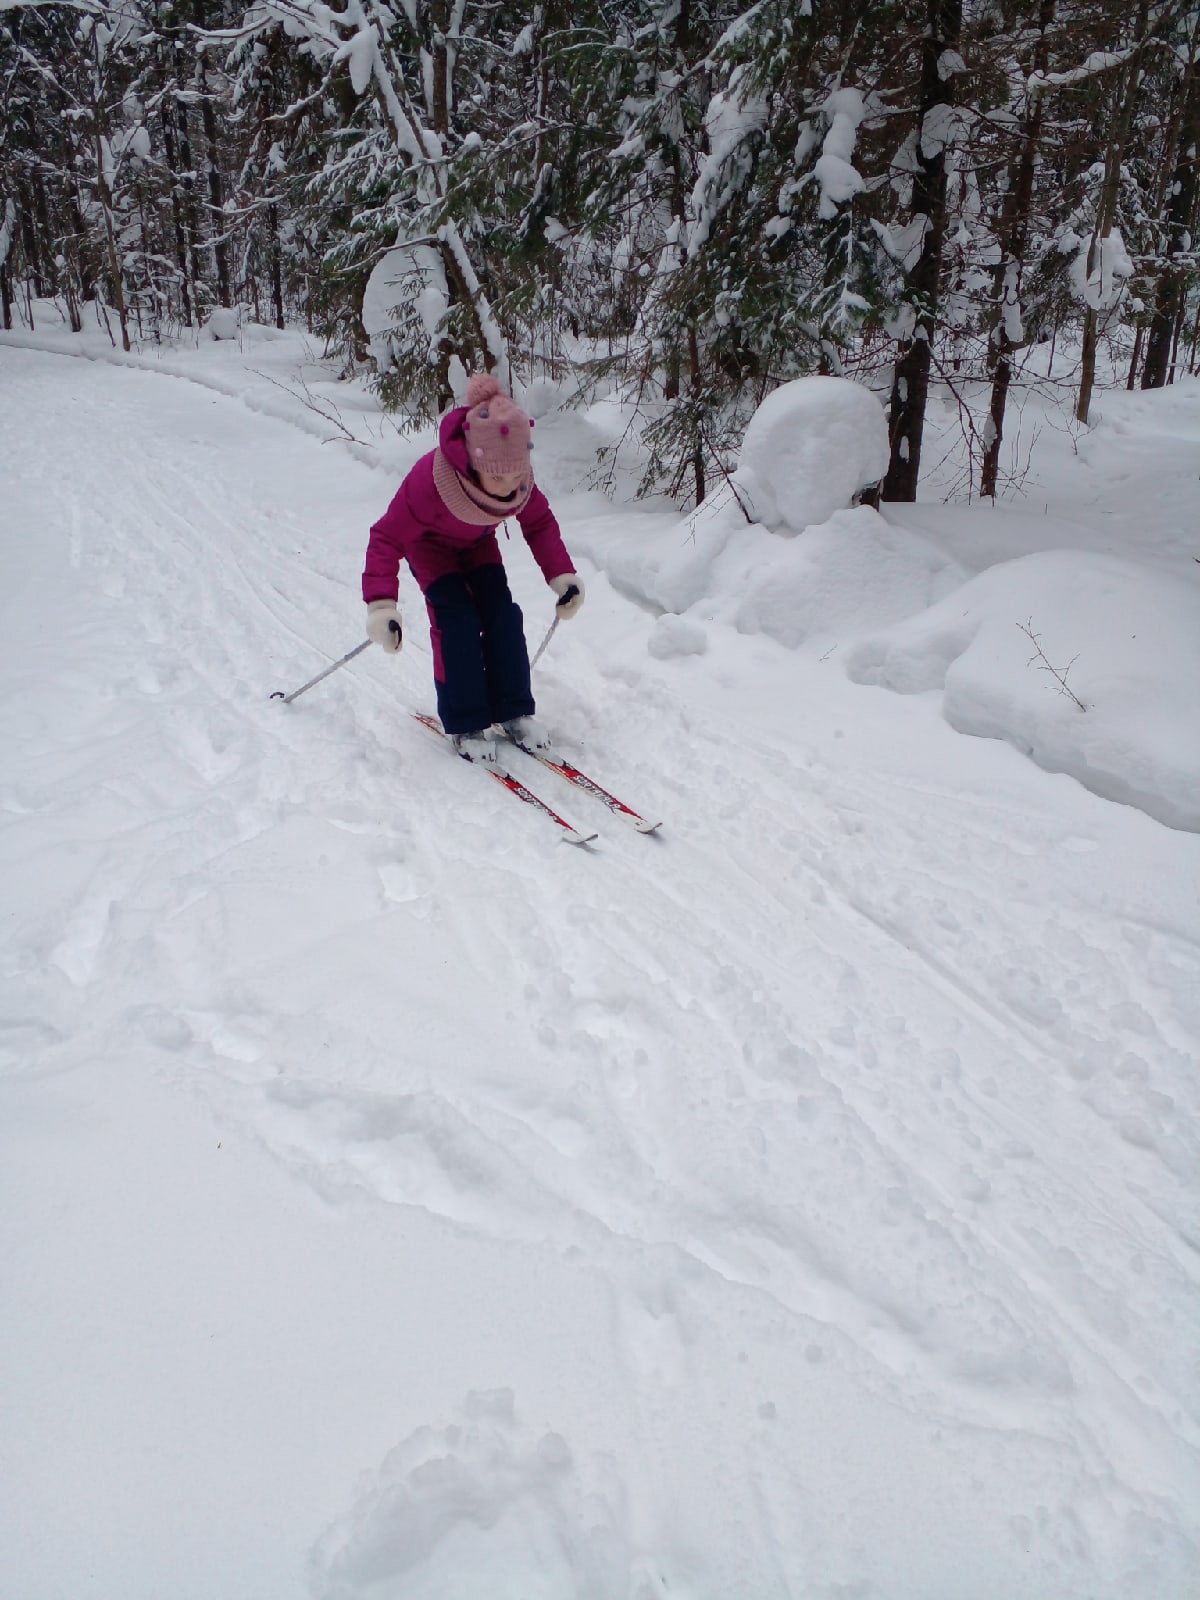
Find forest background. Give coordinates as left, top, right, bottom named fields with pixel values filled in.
left=2, top=0, right=1198, bottom=510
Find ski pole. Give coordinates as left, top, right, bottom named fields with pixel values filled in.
left=530, top=584, right=580, bottom=672
left=270, top=640, right=370, bottom=703
left=530, top=616, right=558, bottom=671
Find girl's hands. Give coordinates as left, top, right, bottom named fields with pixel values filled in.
left=366, top=599, right=403, bottom=652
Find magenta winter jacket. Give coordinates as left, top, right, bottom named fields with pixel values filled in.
left=362, top=405, right=574, bottom=603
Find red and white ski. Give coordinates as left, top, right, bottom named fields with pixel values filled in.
left=502, top=732, right=661, bottom=834
left=413, top=713, right=598, bottom=846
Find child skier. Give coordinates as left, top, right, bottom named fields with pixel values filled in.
left=362, top=373, right=585, bottom=762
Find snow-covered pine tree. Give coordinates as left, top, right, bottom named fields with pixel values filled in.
left=220, top=0, right=528, bottom=417
left=665, top=3, right=898, bottom=481
left=548, top=0, right=742, bottom=504
left=5, top=0, right=1191, bottom=495
left=0, top=1, right=94, bottom=330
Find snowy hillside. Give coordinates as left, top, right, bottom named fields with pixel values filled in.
left=2, top=324, right=1199, bottom=1600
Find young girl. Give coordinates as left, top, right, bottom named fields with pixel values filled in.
left=362, top=373, right=584, bottom=762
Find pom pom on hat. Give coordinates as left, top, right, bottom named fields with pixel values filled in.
left=461, top=371, right=534, bottom=480
left=465, top=372, right=503, bottom=407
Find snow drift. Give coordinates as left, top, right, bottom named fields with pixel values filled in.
left=846, top=549, right=1200, bottom=832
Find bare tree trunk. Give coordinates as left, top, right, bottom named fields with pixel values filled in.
left=196, top=53, right=231, bottom=307
left=431, top=0, right=450, bottom=137
left=170, top=73, right=204, bottom=313
left=0, top=197, right=14, bottom=330
left=1143, top=48, right=1200, bottom=388
left=1077, top=0, right=1150, bottom=423
left=68, top=186, right=95, bottom=306
left=883, top=0, right=963, bottom=502
left=688, top=323, right=704, bottom=506
left=268, top=203, right=284, bottom=330
left=161, top=101, right=194, bottom=326
left=137, top=181, right=161, bottom=342
left=94, top=129, right=131, bottom=352
left=17, top=180, right=44, bottom=297
left=1168, top=295, right=1187, bottom=382
left=85, top=31, right=132, bottom=352
left=57, top=116, right=97, bottom=310
left=428, top=4, right=467, bottom=398
left=32, top=172, right=57, bottom=294
left=62, top=252, right=82, bottom=331
left=980, top=0, right=1054, bottom=500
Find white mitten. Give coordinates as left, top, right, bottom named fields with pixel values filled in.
left=366, top=599, right=403, bottom=653
left=549, top=573, right=585, bottom=619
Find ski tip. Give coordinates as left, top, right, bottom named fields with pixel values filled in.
left=634, top=818, right=663, bottom=834
left=564, top=829, right=600, bottom=846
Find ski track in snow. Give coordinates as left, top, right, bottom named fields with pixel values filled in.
left=2, top=343, right=1199, bottom=1600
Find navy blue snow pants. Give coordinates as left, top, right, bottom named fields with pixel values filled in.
left=423, top=560, right=535, bottom=735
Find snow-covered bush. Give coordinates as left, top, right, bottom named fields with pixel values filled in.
left=734, top=376, right=889, bottom=534
left=203, top=307, right=242, bottom=341
left=845, top=550, right=1200, bottom=832
left=362, top=244, right=459, bottom=416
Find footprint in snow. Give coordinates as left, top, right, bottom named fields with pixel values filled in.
left=309, top=1388, right=670, bottom=1600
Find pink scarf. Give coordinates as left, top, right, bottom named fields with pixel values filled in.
left=432, top=449, right=534, bottom=526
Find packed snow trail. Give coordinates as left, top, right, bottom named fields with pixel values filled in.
left=1, top=342, right=1198, bottom=1600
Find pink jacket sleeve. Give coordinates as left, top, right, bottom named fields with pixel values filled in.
left=517, top=487, right=575, bottom=584
left=362, top=484, right=415, bottom=603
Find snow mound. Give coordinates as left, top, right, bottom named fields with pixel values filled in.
left=203, top=306, right=241, bottom=340
left=846, top=550, right=1200, bottom=831
left=594, top=497, right=744, bottom=615
left=730, top=506, right=966, bottom=648
left=586, top=502, right=961, bottom=651
left=734, top=375, right=889, bottom=533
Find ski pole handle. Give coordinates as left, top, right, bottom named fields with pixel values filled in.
left=270, top=640, right=371, bottom=704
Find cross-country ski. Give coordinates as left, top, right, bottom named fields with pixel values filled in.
left=411, top=711, right=598, bottom=845
left=501, top=729, right=662, bottom=833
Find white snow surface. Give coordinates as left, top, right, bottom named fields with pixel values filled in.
left=2, top=313, right=1199, bottom=1600
left=733, top=374, right=889, bottom=532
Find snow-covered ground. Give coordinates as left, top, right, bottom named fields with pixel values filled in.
left=2, top=310, right=1199, bottom=1600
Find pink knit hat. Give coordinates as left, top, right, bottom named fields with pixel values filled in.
left=461, top=373, right=535, bottom=478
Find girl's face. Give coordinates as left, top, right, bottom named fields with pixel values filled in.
left=478, top=469, right=526, bottom=498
